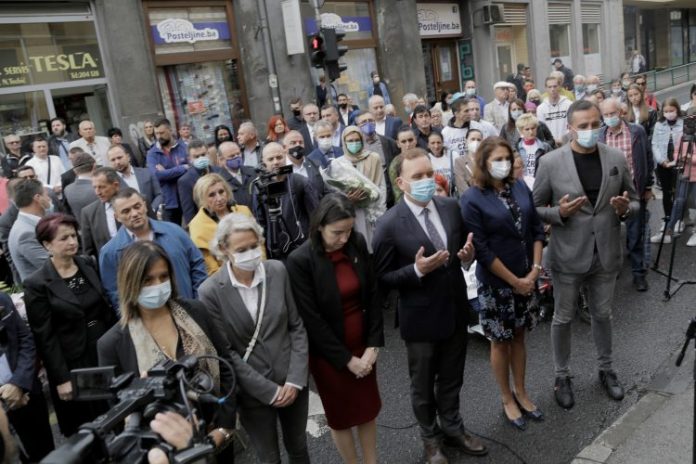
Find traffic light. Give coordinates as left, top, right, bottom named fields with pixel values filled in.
left=323, top=28, right=348, bottom=81
left=309, top=32, right=325, bottom=69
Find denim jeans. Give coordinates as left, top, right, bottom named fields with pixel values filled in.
left=625, top=205, right=649, bottom=277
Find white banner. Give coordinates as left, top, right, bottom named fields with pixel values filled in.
left=417, top=3, right=462, bottom=37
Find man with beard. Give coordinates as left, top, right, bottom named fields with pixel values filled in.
left=146, top=118, right=189, bottom=225
left=47, top=117, right=77, bottom=170
left=1, top=134, right=30, bottom=178
left=287, top=97, right=304, bottom=130
left=283, top=130, right=326, bottom=198
left=108, top=144, right=162, bottom=213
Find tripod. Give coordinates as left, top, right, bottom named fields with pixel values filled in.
left=652, top=135, right=696, bottom=300
left=675, top=317, right=696, bottom=464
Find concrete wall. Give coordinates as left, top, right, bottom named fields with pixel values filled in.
left=94, top=0, right=162, bottom=145
left=374, top=0, right=427, bottom=112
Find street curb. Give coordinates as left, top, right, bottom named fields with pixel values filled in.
left=570, top=392, right=671, bottom=464
left=571, top=345, right=691, bottom=464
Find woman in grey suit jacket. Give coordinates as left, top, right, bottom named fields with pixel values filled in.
left=198, top=213, right=310, bottom=464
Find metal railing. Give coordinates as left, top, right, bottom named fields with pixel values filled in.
left=641, top=62, right=696, bottom=93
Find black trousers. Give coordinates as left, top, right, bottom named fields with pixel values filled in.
left=405, top=310, right=468, bottom=440
left=656, top=165, right=677, bottom=220
left=162, top=207, right=183, bottom=226
left=7, top=387, right=55, bottom=462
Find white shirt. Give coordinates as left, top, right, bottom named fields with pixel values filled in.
left=69, top=136, right=111, bottom=166
left=226, top=262, right=264, bottom=323
left=243, top=145, right=260, bottom=167
left=306, top=123, right=315, bottom=144
left=291, top=161, right=308, bottom=177
left=375, top=119, right=386, bottom=137
left=127, top=228, right=154, bottom=242
left=104, top=202, right=118, bottom=238
left=26, top=155, right=66, bottom=189
left=118, top=167, right=140, bottom=192
left=403, top=195, right=448, bottom=278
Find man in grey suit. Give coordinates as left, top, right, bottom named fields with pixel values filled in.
left=8, top=179, right=51, bottom=282
left=63, top=152, right=97, bottom=221
left=107, top=144, right=162, bottom=213
left=533, top=99, right=640, bottom=410
left=80, top=167, right=121, bottom=258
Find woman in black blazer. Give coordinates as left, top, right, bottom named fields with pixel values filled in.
left=96, top=241, right=237, bottom=454
left=286, top=193, right=384, bottom=464
left=460, top=138, right=545, bottom=431
left=23, top=213, right=117, bottom=437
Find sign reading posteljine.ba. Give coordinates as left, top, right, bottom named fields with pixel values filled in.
left=152, top=18, right=230, bottom=45
left=0, top=45, right=104, bottom=89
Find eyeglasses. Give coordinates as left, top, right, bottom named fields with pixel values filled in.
left=6, top=141, right=19, bottom=145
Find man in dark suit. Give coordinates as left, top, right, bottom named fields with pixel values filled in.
left=283, top=130, right=327, bottom=198
left=0, top=292, right=55, bottom=461
left=107, top=144, right=162, bottom=214
left=62, top=152, right=97, bottom=220
left=372, top=148, right=487, bottom=463
left=177, top=139, right=221, bottom=226
left=369, top=95, right=402, bottom=140
left=107, top=127, right=142, bottom=167
left=80, top=167, right=121, bottom=257
left=287, top=97, right=304, bottom=131
left=307, top=120, right=344, bottom=168
left=60, top=146, right=89, bottom=193
left=217, top=141, right=255, bottom=208
left=320, top=105, right=345, bottom=148
left=297, top=103, right=320, bottom=152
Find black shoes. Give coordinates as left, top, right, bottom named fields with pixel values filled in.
left=502, top=403, right=527, bottom=431
left=599, top=370, right=625, bottom=400
left=554, top=376, right=575, bottom=409
left=633, top=275, right=648, bottom=292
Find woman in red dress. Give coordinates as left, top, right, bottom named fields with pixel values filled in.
left=287, top=193, right=384, bottom=463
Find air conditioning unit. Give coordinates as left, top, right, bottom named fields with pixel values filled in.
left=483, top=5, right=504, bottom=25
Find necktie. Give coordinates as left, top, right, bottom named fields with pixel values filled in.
left=423, top=208, right=446, bottom=250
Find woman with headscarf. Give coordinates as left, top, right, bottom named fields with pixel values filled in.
left=339, top=126, right=386, bottom=251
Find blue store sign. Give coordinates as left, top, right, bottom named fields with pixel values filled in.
left=151, top=18, right=230, bottom=45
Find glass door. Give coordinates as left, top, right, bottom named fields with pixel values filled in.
left=432, top=42, right=460, bottom=101
left=51, top=85, right=113, bottom=135
left=497, top=44, right=513, bottom=81
left=0, top=91, right=50, bottom=156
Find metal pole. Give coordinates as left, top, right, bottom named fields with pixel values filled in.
left=257, top=0, right=282, bottom=113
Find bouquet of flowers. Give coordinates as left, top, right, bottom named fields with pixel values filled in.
left=321, top=157, right=384, bottom=222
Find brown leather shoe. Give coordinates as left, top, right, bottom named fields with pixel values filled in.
left=443, top=432, right=488, bottom=456
left=424, top=440, right=448, bottom=464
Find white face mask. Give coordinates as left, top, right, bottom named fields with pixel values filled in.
left=467, top=141, right=480, bottom=154
left=232, top=247, right=262, bottom=272
left=489, top=160, right=511, bottom=180
left=317, top=137, right=333, bottom=152
left=138, top=281, right=172, bottom=310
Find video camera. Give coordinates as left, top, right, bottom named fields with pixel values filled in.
left=684, top=114, right=696, bottom=140
left=41, top=355, right=233, bottom=464
left=253, top=164, right=293, bottom=205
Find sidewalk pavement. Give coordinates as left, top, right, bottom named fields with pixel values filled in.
left=572, top=344, right=694, bottom=464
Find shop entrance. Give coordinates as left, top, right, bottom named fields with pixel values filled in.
left=497, top=44, right=513, bottom=81
left=423, top=41, right=460, bottom=104
left=52, top=85, right=111, bottom=136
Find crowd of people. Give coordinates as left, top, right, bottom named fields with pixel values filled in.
left=0, top=66, right=694, bottom=464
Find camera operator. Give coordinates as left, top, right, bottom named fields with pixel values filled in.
left=252, top=142, right=319, bottom=258
left=97, top=241, right=237, bottom=455
left=146, top=412, right=194, bottom=464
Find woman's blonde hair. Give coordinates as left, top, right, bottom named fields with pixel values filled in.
left=117, top=241, right=178, bottom=326
left=193, top=173, right=234, bottom=208
left=210, top=213, right=265, bottom=261
left=515, top=113, right=539, bottom=131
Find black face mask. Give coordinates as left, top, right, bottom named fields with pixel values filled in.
left=288, top=146, right=305, bottom=160
left=530, top=99, right=541, bottom=105
left=339, top=103, right=348, bottom=109
left=292, top=109, right=301, bottom=116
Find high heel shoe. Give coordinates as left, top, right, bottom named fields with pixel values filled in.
left=502, top=404, right=527, bottom=431
left=513, top=393, right=544, bottom=422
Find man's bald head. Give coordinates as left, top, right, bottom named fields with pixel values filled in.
left=78, top=120, right=96, bottom=141
left=262, top=142, right=286, bottom=171
left=218, top=141, right=240, bottom=156
left=283, top=131, right=304, bottom=149
left=599, top=97, right=620, bottom=114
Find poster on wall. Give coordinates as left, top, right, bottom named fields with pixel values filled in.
left=417, top=3, right=463, bottom=38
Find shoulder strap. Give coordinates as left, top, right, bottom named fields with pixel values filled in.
left=242, top=264, right=267, bottom=362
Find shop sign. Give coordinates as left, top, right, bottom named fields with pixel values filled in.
left=304, top=13, right=372, bottom=34
left=152, top=19, right=230, bottom=45
left=0, top=46, right=104, bottom=89
left=417, top=3, right=462, bottom=37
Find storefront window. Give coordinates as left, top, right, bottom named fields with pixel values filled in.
left=582, top=24, right=600, bottom=54
left=148, top=6, right=232, bottom=55
left=670, top=11, right=684, bottom=67
left=690, top=10, right=696, bottom=62
left=0, top=91, right=49, bottom=148
left=0, top=21, right=104, bottom=88
left=320, top=48, right=378, bottom=108
left=301, top=2, right=374, bottom=40
left=549, top=24, right=570, bottom=58
left=158, top=60, right=245, bottom=143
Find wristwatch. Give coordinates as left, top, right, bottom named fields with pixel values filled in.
left=533, top=264, right=542, bottom=271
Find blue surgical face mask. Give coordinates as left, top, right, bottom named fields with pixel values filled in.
left=193, top=156, right=209, bottom=170
left=574, top=85, right=585, bottom=93
left=511, top=110, right=523, bottom=120
left=604, top=116, right=621, bottom=128
left=489, top=160, right=511, bottom=180
left=574, top=128, right=600, bottom=148
left=360, top=122, right=376, bottom=137
left=138, top=280, right=172, bottom=310
left=225, top=157, right=243, bottom=171
left=586, top=84, right=598, bottom=92
left=465, top=88, right=476, bottom=97
left=406, top=178, right=436, bottom=203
